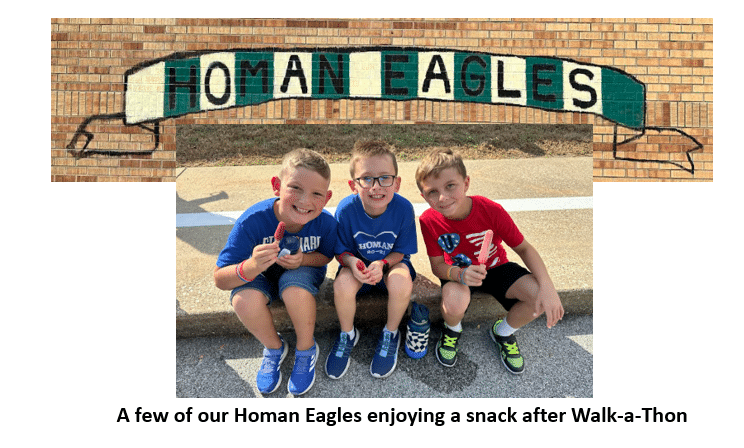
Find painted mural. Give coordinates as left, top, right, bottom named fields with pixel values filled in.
left=66, top=47, right=702, bottom=174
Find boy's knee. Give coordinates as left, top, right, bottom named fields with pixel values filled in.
left=386, top=268, right=413, bottom=294
left=282, top=285, right=315, bottom=301
left=232, top=289, right=268, bottom=314
left=333, top=268, right=361, bottom=291
left=507, top=274, right=540, bottom=304
left=442, top=282, right=470, bottom=308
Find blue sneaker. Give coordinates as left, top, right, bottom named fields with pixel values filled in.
left=256, top=337, right=288, bottom=394
left=325, top=329, right=360, bottom=379
left=405, top=302, right=430, bottom=359
left=370, top=329, right=400, bottom=378
left=288, top=341, right=317, bottom=395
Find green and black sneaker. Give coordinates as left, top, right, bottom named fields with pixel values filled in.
left=490, top=319, right=524, bottom=375
left=436, top=326, right=462, bottom=367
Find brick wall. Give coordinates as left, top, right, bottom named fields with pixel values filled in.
left=51, top=18, right=713, bottom=182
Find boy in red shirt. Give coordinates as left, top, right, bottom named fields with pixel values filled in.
left=415, top=149, right=564, bottom=373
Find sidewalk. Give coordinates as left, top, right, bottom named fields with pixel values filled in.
left=176, top=157, right=593, bottom=338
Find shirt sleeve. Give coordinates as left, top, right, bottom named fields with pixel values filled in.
left=493, top=203, right=524, bottom=248
left=333, top=202, right=356, bottom=256
left=216, top=220, right=257, bottom=268
left=419, top=213, right=444, bottom=258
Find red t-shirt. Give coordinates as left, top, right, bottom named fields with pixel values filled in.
left=419, top=196, right=524, bottom=269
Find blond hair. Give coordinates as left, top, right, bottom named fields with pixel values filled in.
left=349, top=140, right=398, bottom=178
left=280, top=148, right=331, bottom=180
left=415, top=148, right=467, bottom=191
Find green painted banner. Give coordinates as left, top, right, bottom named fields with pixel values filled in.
left=124, top=48, right=646, bottom=129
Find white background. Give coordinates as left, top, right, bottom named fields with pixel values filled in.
left=18, top=8, right=737, bottom=447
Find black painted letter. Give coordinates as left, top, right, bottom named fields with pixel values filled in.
left=569, top=68, right=597, bottom=109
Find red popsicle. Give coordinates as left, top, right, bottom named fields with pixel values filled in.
left=478, top=230, right=493, bottom=264
left=274, top=221, right=285, bottom=242
left=356, top=259, right=366, bottom=272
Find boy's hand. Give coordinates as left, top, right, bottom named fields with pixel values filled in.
left=251, top=242, right=280, bottom=272
left=534, top=286, right=564, bottom=328
left=366, top=260, right=386, bottom=285
left=350, top=257, right=376, bottom=285
left=462, top=264, right=486, bottom=287
left=275, top=245, right=303, bottom=270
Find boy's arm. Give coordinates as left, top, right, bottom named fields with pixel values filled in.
left=213, top=241, right=280, bottom=290
left=512, top=239, right=564, bottom=328
left=428, top=255, right=450, bottom=280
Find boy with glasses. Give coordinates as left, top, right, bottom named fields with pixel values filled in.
left=326, top=141, right=418, bottom=379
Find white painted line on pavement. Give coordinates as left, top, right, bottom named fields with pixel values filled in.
left=176, top=196, right=592, bottom=228
left=567, top=334, right=594, bottom=355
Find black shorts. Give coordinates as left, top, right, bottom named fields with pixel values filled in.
left=441, top=261, right=531, bottom=311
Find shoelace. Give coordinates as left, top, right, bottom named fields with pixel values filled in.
left=334, top=334, right=352, bottom=357
left=260, top=352, right=281, bottom=374
left=504, top=341, right=520, bottom=355
left=377, top=332, right=392, bottom=357
left=442, top=334, right=458, bottom=348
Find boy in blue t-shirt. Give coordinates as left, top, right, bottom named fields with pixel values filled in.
left=326, top=141, right=418, bottom=380
left=214, top=148, right=337, bottom=396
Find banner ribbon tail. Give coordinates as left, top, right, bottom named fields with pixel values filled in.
left=612, top=125, right=703, bottom=175
left=66, top=113, right=160, bottom=158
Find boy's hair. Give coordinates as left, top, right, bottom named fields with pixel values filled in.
left=415, top=148, right=468, bottom=191
left=280, top=148, right=331, bottom=181
left=349, top=140, right=398, bottom=178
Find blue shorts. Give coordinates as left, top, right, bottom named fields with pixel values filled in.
left=336, top=258, right=417, bottom=296
left=230, top=264, right=327, bottom=305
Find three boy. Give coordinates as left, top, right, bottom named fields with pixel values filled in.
left=214, top=144, right=564, bottom=395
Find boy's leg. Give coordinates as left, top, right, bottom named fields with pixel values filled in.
left=232, top=289, right=282, bottom=350
left=370, top=263, right=412, bottom=378
left=281, top=286, right=317, bottom=351
left=441, top=281, right=471, bottom=327
left=326, top=267, right=363, bottom=380
left=503, top=273, right=540, bottom=328
left=332, top=267, right=363, bottom=333
left=436, top=281, right=470, bottom=367
left=384, top=263, right=413, bottom=331
left=232, top=288, right=287, bottom=393
left=282, top=285, right=319, bottom=395
left=489, top=269, right=538, bottom=375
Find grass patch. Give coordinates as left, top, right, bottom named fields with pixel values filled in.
left=177, top=124, right=592, bottom=167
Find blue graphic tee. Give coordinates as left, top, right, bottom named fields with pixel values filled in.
left=334, top=193, right=417, bottom=263
left=216, top=198, right=338, bottom=269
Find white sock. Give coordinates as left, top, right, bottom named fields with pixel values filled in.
left=495, top=319, right=517, bottom=337
left=445, top=321, right=462, bottom=332
left=384, top=326, right=398, bottom=337
left=344, top=328, right=356, bottom=340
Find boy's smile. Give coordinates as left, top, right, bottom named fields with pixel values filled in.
left=349, top=154, right=401, bottom=218
left=419, top=167, right=471, bottom=220
left=273, top=167, right=332, bottom=231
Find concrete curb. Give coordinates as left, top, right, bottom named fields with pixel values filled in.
left=176, top=276, right=592, bottom=338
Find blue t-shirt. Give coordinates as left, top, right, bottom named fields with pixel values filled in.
left=216, top=198, right=338, bottom=268
left=334, top=193, right=417, bottom=263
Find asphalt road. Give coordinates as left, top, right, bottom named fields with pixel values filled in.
left=176, top=313, right=592, bottom=398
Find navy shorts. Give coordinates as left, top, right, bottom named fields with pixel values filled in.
left=230, top=263, right=327, bottom=305
left=441, top=261, right=530, bottom=311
